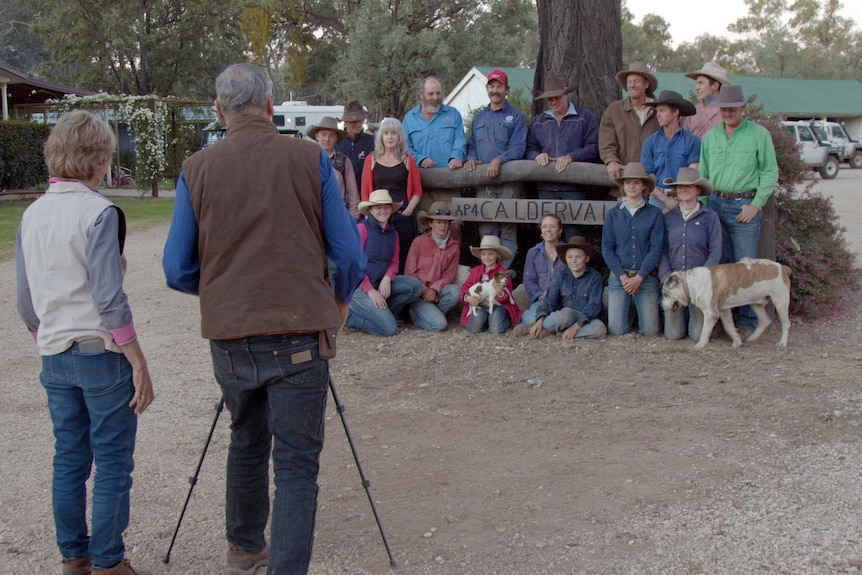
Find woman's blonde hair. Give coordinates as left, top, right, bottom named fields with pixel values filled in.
left=374, top=117, right=407, bottom=158
left=44, top=110, right=116, bottom=180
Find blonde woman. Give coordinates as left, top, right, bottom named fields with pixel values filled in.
left=361, top=117, right=423, bottom=272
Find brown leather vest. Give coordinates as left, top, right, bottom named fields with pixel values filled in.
left=183, top=115, right=341, bottom=339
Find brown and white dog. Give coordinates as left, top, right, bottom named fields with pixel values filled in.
left=467, top=270, right=514, bottom=318
left=661, top=258, right=791, bottom=349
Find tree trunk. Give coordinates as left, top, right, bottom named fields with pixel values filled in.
left=533, top=0, right=622, bottom=119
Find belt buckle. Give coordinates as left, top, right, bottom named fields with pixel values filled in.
left=625, top=271, right=637, bottom=278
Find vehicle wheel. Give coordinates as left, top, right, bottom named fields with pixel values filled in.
left=819, top=156, right=839, bottom=179
left=850, top=150, right=862, bottom=169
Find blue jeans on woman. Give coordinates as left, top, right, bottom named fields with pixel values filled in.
left=409, top=284, right=459, bottom=331
left=607, top=272, right=661, bottom=336
left=345, top=276, right=422, bottom=336
left=211, top=333, right=329, bottom=575
left=40, top=344, right=137, bottom=569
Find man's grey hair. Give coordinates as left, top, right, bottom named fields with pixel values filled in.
left=215, top=63, right=272, bottom=117
left=419, top=76, right=443, bottom=93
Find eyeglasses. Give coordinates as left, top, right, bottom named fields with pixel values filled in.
left=430, top=209, right=451, bottom=216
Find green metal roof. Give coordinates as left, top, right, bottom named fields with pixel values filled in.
left=473, top=66, right=862, bottom=118
left=654, top=73, right=862, bottom=118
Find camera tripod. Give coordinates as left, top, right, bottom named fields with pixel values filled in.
left=162, top=377, right=397, bottom=568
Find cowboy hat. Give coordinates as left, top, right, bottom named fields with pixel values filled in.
left=306, top=116, right=346, bottom=142
left=613, top=162, right=656, bottom=193
left=417, top=201, right=458, bottom=226
left=470, top=235, right=513, bottom=262
left=662, top=167, right=713, bottom=195
left=340, top=100, right=369, bottom=122
left=358, top=189, right=403, bottom=215
left=615, top=61, right=658, bottom=93
left=645, top=90, right=697, bottom=117
left=704, top=84, right=757, bottom=108
left=555, top=236, right=601, bottom=266
left=533, top=75, right=574, bottom=100
left=685, top=62, right=731, bottom=86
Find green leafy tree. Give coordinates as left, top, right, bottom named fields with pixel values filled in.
left=621, top=5, right=674, bottom=70
left=0, top=2, right=48, bottom=74
left=728, top=0, right=862, bottom=78
left=327, top=0, right=537, bottom=117
left=31, top=0, right=246, bottom=97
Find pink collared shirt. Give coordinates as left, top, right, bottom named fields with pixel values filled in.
left=684, top=101, right=722, bottom=140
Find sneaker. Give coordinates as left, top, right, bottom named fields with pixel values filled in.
left=62, top=557, right=91, bottom=575
left=512, top=324, right=531, bottom=337
left=91, top=558, right=151, bottom=575
left=227, top=543, right=269, bottom=575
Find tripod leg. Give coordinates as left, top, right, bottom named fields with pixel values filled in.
left=328, top=377, right=397, bottom=568
left=163, top=398, right=225, bottom=564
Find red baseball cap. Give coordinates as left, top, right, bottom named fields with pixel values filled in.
left=487, top=69, right=508, bottom=86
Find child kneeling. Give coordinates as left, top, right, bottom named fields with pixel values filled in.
left=460, top=236, right=521, bottom=333
left=515, top=237, right=606, bottom=339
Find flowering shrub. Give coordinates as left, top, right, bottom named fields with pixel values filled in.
left=747, top=107, right=858, bottom=319
left=50, top=93, right=170, bottom=192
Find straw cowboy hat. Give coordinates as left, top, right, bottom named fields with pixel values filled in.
left=615, top=61, right=658, bottom=93
left=340, top=100, right=369, bottom=122
left=555, top=236, right=602, bottom=266
left=358, top=189, right=403, bottom=216
left=417, top=201, right=458, bottom=226
left=662, top=167, right=713, bottom=195
left=306, top=116, right=346, bottom=141
left=685, top=62, right=731, bottom=86
left=470, top=235, right=513, bottom=262
left=533, top=75, right=574, bottom=100
left=704, top=84, right=757, bottom=108
left=645, top=90, right=697, bottom=117
left=613, top=162, right=656, bottom=194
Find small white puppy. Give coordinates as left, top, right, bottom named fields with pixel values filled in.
left=467, top=270, right=513, bottom=318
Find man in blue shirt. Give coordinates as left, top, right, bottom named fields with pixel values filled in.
left=162, top=63, right=365, bottom=575
left=641, top=90, right=700, bottom=213
left=464, top=69, right=527, bottom=267
left=402, top=76, right=466, bottom=169
left=525, top=75, right=600, bottom=239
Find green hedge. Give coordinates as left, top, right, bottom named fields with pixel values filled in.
left=0, top=121, right=50, bottom=190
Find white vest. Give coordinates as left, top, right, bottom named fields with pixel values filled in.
left=20, top=181, right=123, bottom=355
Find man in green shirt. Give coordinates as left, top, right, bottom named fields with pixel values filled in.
left=699, top=84, right=779, bottom=333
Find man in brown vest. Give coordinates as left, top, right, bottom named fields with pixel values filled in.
left=163, top=63, right=365, bottom=575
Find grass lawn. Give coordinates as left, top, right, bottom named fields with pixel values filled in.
left=0, top=198, right=174, bottom=262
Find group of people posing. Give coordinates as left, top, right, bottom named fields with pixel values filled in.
left=17, top=60, right=779, bottom=575
left=313, top=61, right=778, bottom=341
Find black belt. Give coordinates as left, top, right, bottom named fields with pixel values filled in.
left=713, top=189, right=756, bottom=199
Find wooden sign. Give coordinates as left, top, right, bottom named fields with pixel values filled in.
left=450, top=198, right=616, bottom=225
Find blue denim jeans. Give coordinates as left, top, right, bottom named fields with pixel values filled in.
left=409, top=284, right=459, bottom=331
left=541, top=307, right=607, bottom=339
left=465, top=302, right=511, bottom=334
left=211, top=333, right=329, bottom=575
left=664, top=303, right=704, bottom=341
left=607, top=272, right=661, bottom=336
left=708, top=194, right=762, bottom=330
left=40, top=344, right=137, bottom=569
left=477, top=182, right=522, bottom=268
left=345, top=275, right=422, bottom=336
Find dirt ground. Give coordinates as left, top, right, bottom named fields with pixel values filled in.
left=1, top=173, right=861, bottom=574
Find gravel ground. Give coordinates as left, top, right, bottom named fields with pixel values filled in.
left=1, top=218, right=860, bottom=575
